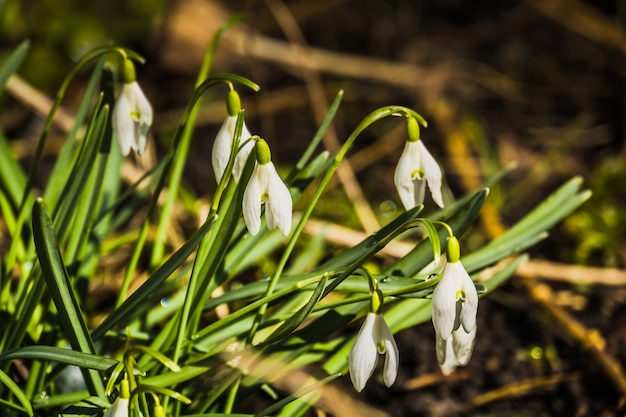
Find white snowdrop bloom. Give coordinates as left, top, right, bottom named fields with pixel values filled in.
left=394, top=117, right=444, bottom=209
left=112, top=59, right=152, bottom=156
left=212, top=115, right=253, bottom=184
left=349, top=312, right=399, bottom=392
left=212, top=89, right=254, bottom=184
left=431, top=236, right=478, bottom=375
left=242, top=139, right=292, bottom=236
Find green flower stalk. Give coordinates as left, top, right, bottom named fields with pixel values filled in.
left=112, top=57, right=153, bottom=156
left=242, top=138, right=292, bottom=236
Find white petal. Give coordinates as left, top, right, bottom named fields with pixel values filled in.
left=349, top=313, right=379, bottom=392
left=394, top=141, right=422, bottom=210
left=112, top=91, right=134, bottom=156
left=373, top=314, right=399, bottom=387
left=431, top=263, right=462, bottom=338
left=452, top=325, right=476, bottom=366
left=103, top=398, right=129, bottom=417
left=242, top=163, right=264, bottom=235
left=455, top=261, right=478, bottom=332
left=437, top=335, right=457, bottom=376
left=416, top=141, right=444, bottom=208
left=232, top=124, right=254, bottom=182
left=130, top=82, right=153, bottom=156
left=264, top=164, right=292, bottom=236
left=212, top=116, right=237, bottom=184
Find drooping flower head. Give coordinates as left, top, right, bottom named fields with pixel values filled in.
left=212, top=88, right=254, bottom=184
left=349, top=289, right=399, bottom=392
left=112, top=57, right=153, bottom=156
left=394, top=117, right=444, bottom=210
left=431, top=236, right=478, bottom=375
left=242, top=139, right=292, bottom=236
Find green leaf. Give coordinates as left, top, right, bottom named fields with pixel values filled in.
left=0, top=40, right=29, bottom=92
left=383, top=188, right=488, bottom=276
left=31, top=198, right=104, bottom=397
left=261, top=274, right=329, bottom=345
left=463, top=177, right=591, bottom=272
left=0, top=345, right=117, bottom=371
left=92, top=214, right=217, bottom=341
left=0, top=367, right=34, bottom=416
left=253, top=374, right=340, bottom=417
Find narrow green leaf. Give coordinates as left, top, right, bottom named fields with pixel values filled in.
left=141, top=366, right=209, bottom=388
left=261, top=274, right=329, bottom=345
left=31, top=198, right=104, bottom=397
left=383, top=188, right=488, bottom=276
left=0, top=40, right=29, bottom=92
left=0, top=129, right=27, bottom=210
left=253, top=373, right=340, bottom=417
left=0, top=367, right=34, bottom=416
left=464, top=178, right=591, bottom=272
left=0, top=345, right=118, bottom=371
left=92, top=214, right=216, bottom=341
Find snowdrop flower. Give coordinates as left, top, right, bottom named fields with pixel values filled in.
left=112, top=58, right=153, bottom=156
left=394, top=117, right=444, bottom=210
left=242, top=139, right=292, bottom=236
left=349, top=290, right=398, bottom=392
left=212, top=89, right=254, bottom=184
left=431, top=236, right=478, bottom=375
left=103, top=379, right=130, bottom=417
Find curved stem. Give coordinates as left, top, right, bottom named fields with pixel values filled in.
left=247, top=105, right=428, bottom=344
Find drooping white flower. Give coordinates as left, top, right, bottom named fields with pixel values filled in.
left=212, top=89, right=254, bottom=184
left=212, top=115, right=254, bottom=184
left=431, top=236, right=478, bottom=375
left=394, top=117, right=444, bottom=209
left=112, top=59, right=153, bottom=156
left=349, top=312, right=399, bottom=392
left=242, top=139, right=292, bottom=236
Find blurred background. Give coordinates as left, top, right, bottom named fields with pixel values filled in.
left=1, top=0, right=626, bottom=416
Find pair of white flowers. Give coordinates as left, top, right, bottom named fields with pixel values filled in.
left=211, top=89, right=292, bottom=237
left=348, top=237, right=478, bottom=391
